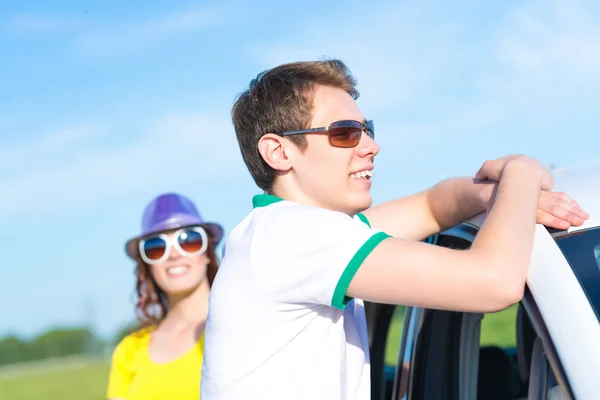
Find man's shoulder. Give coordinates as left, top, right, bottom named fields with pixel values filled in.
left=255, top=201, right=364, bottom=228
left=247, top=203, right=373, bottom=254
left=225, top=202, right=372, bottom=254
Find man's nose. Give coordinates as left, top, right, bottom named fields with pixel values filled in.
left=358, top=132, right=379, bottom=157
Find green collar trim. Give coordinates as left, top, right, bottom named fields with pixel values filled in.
left=252, top=194, right=284, bottom=208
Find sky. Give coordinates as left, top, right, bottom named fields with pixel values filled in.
left=1, top=0, right=600, bottom=340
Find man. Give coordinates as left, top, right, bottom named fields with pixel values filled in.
left=201, top=60, right=588, bottom=399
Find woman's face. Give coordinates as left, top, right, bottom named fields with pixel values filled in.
left=139, top=227, right=210, bottom=296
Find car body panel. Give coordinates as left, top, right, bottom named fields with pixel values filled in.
left=528, top=225, right=600, bottom=399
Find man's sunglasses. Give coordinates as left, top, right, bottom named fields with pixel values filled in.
left=139, top=227, right=208, bottom=265
left=276, top=119, right=375, bottom=148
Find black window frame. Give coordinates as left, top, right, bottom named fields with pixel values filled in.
left=405, top=309, right=462, bottom=400
left=522, top=288, right=575, bottom=399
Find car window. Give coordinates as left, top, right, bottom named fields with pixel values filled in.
left=552, top=227, right=600, bottom=320
left=384, top=305, right=406, bottom=366
left=477, top=304, right=522, bottom=400
left=479, top=304, right=518, bottom=349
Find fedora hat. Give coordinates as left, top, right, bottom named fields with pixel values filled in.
left=125, top=193, right=224, bottom=260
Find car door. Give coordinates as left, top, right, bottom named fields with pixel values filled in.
left=370, top=220, right=600, bottom=399
left=368, top=232, right=475, bottom=400
left=371, top=222, right=523, bottom=400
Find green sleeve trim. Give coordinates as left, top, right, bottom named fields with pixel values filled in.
left=356, top=213, right=371, bottom=227
left=331, top=232, right=391, bottom=309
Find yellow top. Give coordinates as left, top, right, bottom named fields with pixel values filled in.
left=106, top=326, right=205, bottom=400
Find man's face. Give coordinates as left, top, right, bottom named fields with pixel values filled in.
left=292, top=85, right=379, bottom=215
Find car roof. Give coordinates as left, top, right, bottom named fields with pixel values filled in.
left=467, top=159, right=600, bottom=233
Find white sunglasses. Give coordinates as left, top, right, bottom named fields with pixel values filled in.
left=138, top=227, right=208, bottom=265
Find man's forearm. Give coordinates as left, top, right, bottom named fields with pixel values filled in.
left=425, top=176, right=491, bottom=233
left=364, top=177, right=492, bottom=240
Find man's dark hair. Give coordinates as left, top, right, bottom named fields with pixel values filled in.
left=232, top=59, right=359, bottom=192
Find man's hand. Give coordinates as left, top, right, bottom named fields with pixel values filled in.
left=475, top=155, right=589, bottom=230
left=476, top=154, right=555, bottom=191
left=478, top=184, right=588, bottom=230
left=536, top=190, right=589, bottom=230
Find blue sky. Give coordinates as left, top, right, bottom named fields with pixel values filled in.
left=2, top=0, right=600, bottom=340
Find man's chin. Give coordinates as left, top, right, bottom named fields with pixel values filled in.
left=348, top=194, right=373, bottom=215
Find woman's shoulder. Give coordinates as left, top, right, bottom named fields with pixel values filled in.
left=112, top=325, right=155, bottom=361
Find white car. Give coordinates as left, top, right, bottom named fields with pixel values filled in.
left=367, top=161, right=600, bottom=400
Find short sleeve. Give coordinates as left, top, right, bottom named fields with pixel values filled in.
left=251, top=204, right=390, bottom=310
left=106, top=334, right=138, bottom=398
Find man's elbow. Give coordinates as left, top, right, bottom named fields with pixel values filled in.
left=480, top=262, right=526, bottom=313
left=492, top=282, right=525, bottom=312
left=485, top=269, right=526, bottom=312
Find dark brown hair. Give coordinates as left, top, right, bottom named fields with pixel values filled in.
left=133, top=236, right=219, bottom=328
left=232, top=59, right=360, bottom=193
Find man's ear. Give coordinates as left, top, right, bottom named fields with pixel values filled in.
left=258, top=134, right=293, bottom=171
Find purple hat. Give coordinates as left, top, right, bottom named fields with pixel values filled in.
left=125, top=193, right=224, bottom=260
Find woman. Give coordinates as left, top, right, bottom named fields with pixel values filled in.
left=107, top=193, right=224, bottom=400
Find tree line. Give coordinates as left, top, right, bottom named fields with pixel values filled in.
left=0, top=322, right=139, bottom=366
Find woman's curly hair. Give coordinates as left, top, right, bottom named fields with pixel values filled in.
left=133, top=235, right=219, bottom=327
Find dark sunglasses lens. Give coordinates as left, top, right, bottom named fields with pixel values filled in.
left=143, top=238, right=167, bottom=261
left=178, top=230, right=204, bottom=254
left=329, top=122, right=362, bottom=148
left=366, top=120, right=375, bottom=139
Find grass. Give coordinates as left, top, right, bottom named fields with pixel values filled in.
left=0, top=358, right=110, bottom=400
left=384, top=304, right=519, bottom=365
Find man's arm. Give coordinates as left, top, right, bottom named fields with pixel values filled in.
left=348, top=159, right=544, bottom=313
left=363, top=176, right=490, bottom=241
left=363, top=156, right=588, bottom=240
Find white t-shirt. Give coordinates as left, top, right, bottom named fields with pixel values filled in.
left=201, top=194, right=390, bottom=400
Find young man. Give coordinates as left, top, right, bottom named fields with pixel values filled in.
left=201, top=60, right=588, bottom=399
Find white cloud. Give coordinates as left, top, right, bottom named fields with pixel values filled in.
left=251, top=0, right=600, bottom=155
left=478, top=0, right=600, bottom=113
left=8, top=13, right=84, bottom=33
left=250, top=2, right=464, bottom=114
left=74, top=8, right=223, bottom=56
left=0, top=128, right=97, bottom=168
left=0, top=112, right=242, bottom=221
left=7, top=7, right=228, bottom=56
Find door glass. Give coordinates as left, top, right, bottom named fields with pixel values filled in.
left=479, top=303, right=518, bottom=349
left=477, top=304, right=522, bottom=400
left=391, top=307, right=422, bottom=400
left=385, top=305, right=406, bottom=366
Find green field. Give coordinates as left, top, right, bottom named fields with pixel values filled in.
left=0, top=305, right=517, bottom=399
left=0, top=359, right=110, bottom=400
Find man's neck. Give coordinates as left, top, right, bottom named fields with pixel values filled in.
left=271, top=181, right=321, bottom=209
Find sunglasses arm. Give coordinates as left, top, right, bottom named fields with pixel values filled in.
left=279, top=127, right=328, bottom=136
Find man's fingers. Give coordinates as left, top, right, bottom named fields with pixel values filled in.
left=538, top=192, right=590, bottom=222
left=475, top=168, right=488, bottom=181
left=538, top=192, right=589, bottom=226
left=556, top=192, right=589, bottom=219
left=536, top=210, right=571, bottom=230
